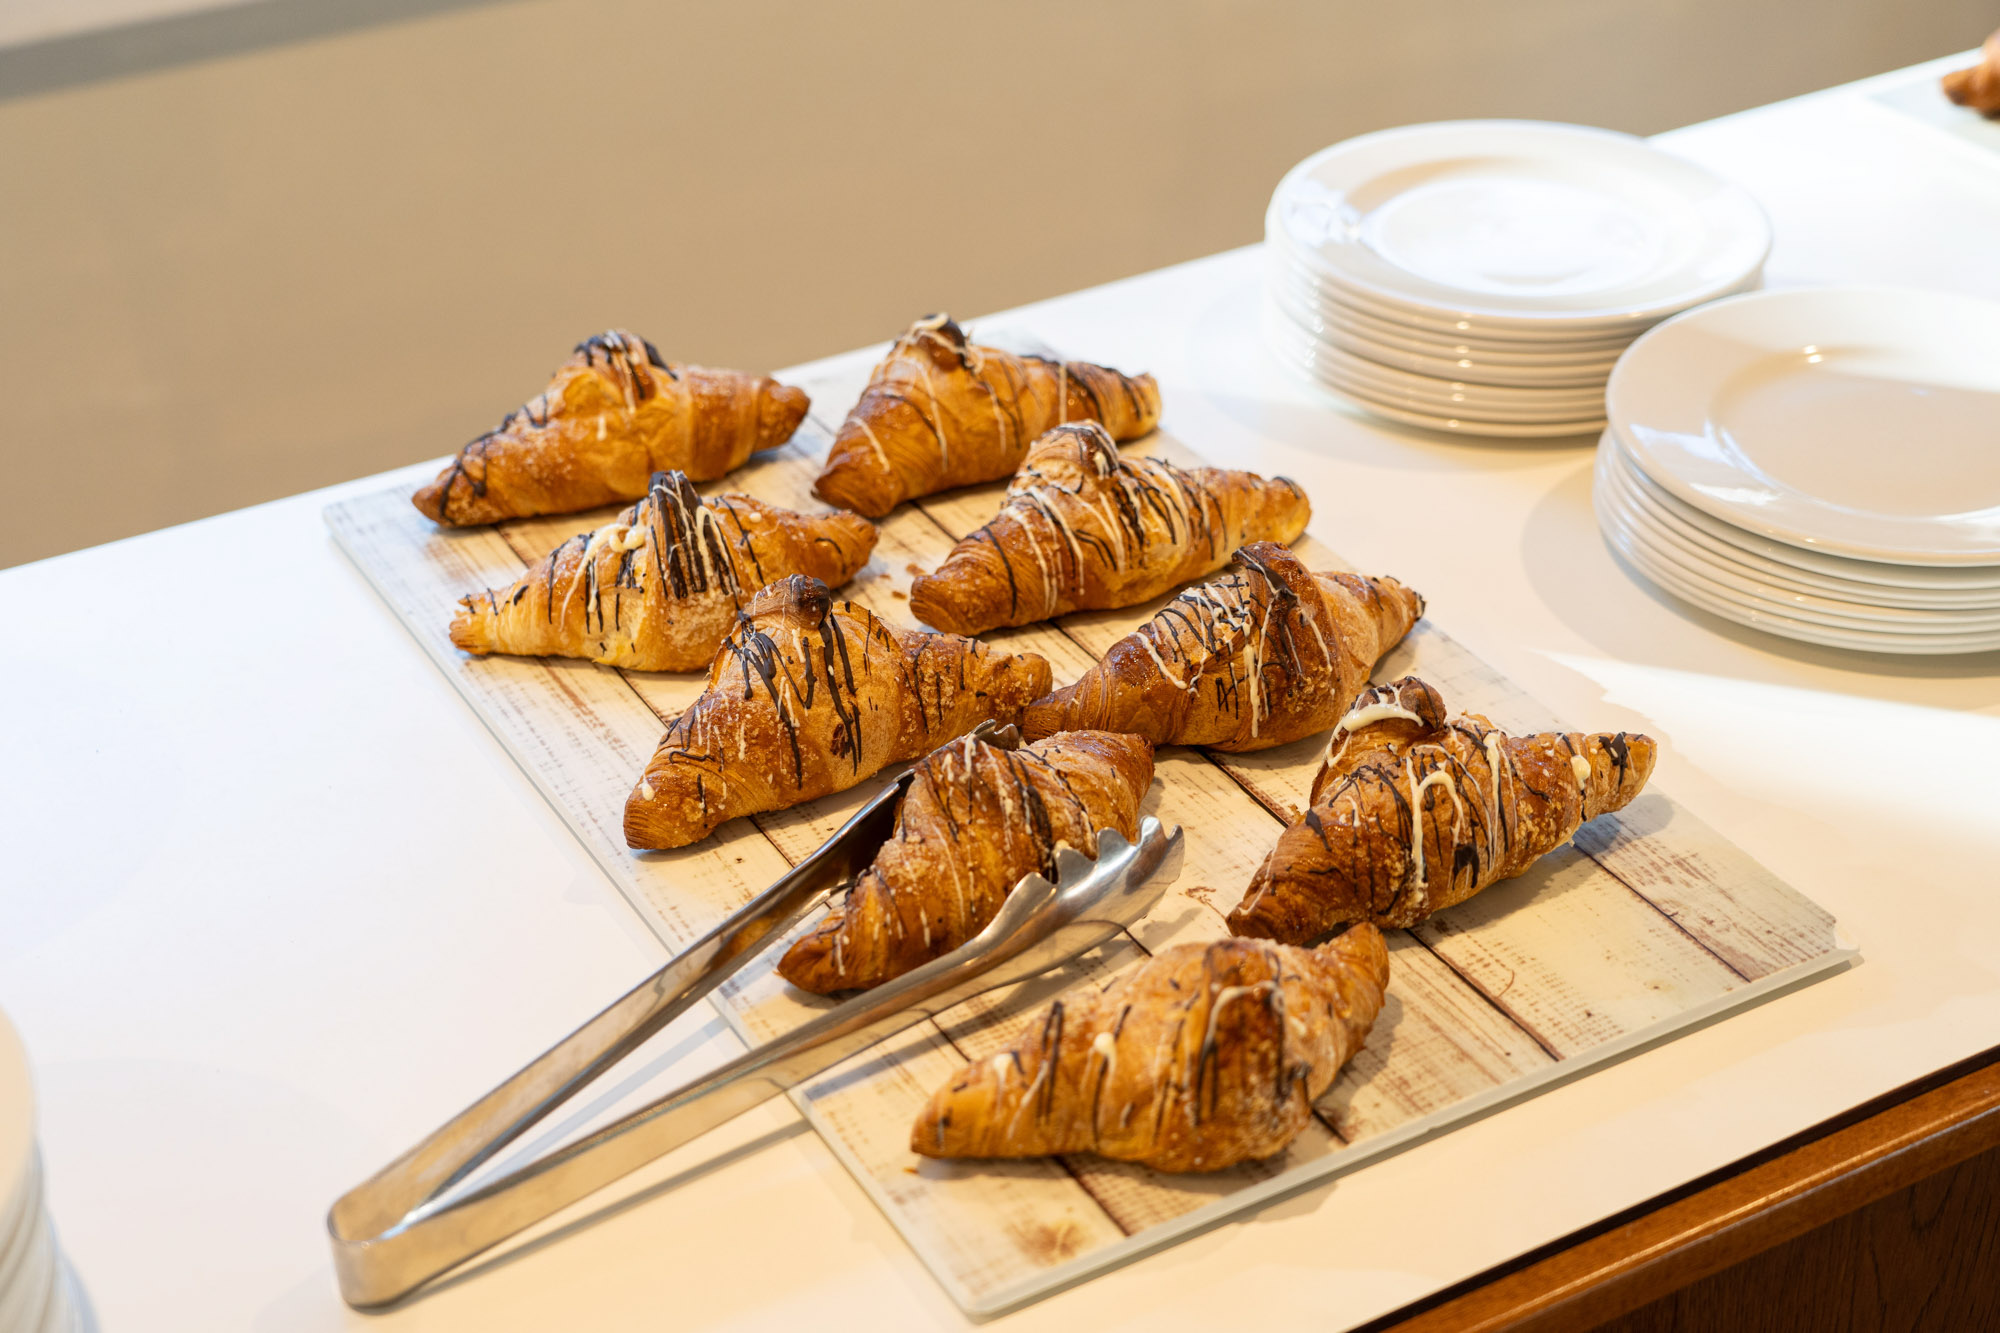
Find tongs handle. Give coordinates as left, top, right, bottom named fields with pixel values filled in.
left=329, top=812, right=1181, bottom=1308
left=326, top=770, right=910, bottom=1303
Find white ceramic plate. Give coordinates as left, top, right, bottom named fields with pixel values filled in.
left=1597, top=456, right=2000, bottom=629
left=1268, top=307, right=1609, bottom=413
left=1600, top=434, right=2000, bottom=604
left=1271, top=338, right=1610, bottom=431
left=1279, top=295, right=1627, bottom=368
left=1268, top=282, right=1620, bottom=385
left=0, top=1210, right=58, bottom=1333
left=1600, top=517, right=2000, bottom=654
left=1596, top=483, right=2000, bottom=652
left=0, top=1010, right=33, bottom=1258
left=1606, top=431, right=2000, bottom=592
left=1267, top=120, right=1771, bottom=328
left=0, top=1155, right=43, bottom=1297
left=1608, top=287, right=2000, bottom=565
left=1271, top=332, right=1606, bottom=438
left=1272, top=254, right=1650, bottom=352
left=1315, top=325, right=1613, bottom=388
left=1270, top=320, right=1610, bottom=413
left=1600, top=445, right=2000, bottom=613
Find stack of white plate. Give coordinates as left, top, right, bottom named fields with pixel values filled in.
left=0, top=1010, right=82, bottom=1333
left=1264, top=120, right=1772, bottom=438
left=1596, top=286, right=2000, bottom=655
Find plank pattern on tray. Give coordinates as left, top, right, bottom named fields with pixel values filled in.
left=325, top=331, right=1849, bottom=1316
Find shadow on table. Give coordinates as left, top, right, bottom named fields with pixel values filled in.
left=1521, top=460, right=2000, bottom=706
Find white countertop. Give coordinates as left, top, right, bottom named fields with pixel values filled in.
left=4, top=53, right=1998, bottom=1333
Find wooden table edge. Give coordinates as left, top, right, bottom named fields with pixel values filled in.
left=1360, top=1044, right=2000, bottom=1332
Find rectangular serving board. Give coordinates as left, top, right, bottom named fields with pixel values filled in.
left=326, top=330, right=1854, bottom=1317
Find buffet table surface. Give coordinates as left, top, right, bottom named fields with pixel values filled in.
left=4, top=54, right=1998, bottom=1333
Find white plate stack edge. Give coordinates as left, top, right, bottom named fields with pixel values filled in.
left=1596, top=286, right=2000, bottom=655
left=1264, top=120, right=1772, bottom=438
left=0, top=1009, right=84, bottom=1333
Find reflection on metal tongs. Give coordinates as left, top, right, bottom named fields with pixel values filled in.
left=328, top=721, right=1184, bottom=1307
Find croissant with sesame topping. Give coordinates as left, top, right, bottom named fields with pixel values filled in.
left=1229, top=677, right=1657, bottom=942
left=447, top=471, right=878, bottom=671
left=909, top=423, right=1311, bottom=636
left=812, top=314, right=1161, bottom=519
left=912, top=926, right=1389, bottom=1172
left=415, top=330, right=810, bottom=525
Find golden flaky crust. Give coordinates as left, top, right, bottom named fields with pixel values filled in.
left=778, top=731, right=1155, bottom=994
left=414, top=331, right=810, bottom=525
left=911, top=926, right=1389, bottom=1173
left=812, top=315, right=1161, bottom=518
left=1022, top=543, right=1423, bottom=752
left=622, top=576, right=1052, bottom=849
left=1943, top=31, right=2000, bottom=115
left=1229, top=677, right=1657, bottom=943
left=447, top=472, right=879, bottom=672
left=909, top=423, right=1311, bottom=636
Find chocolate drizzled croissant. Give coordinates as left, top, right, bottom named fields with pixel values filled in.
left=1022, top=542, right=1422, bottom=751
left=1229, top=677, right=1656, bottom=942
left=912, top=926, right=1389, bottom=1172
left=415, top=331, right=809, bottom=525
left=449, top=471, right=877, bottom=671
left=623, top=575, right=1052, bottom=849
left=909, top=422, right=1310, bottom=636
left=813, top=314, right=1161, bottom=519
left=778, top=730, right=1154, bottom=993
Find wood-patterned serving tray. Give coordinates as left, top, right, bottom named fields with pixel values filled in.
left=326, top=334, right=1853, bottom=1316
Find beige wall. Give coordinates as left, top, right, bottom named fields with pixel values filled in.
left=1, top=0, right=1990, bottom=567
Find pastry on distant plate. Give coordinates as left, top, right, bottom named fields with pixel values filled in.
left=415, top=330, right=809, bottom=525
left=623, top=576, right=1052, bottom=849
left=1229, top=676, right=1656, bottom=942
left=1022, top=542, right=1422, bottom=751
left=448, top=471, right=878, bottom=671
left=911, top=925, right=1389, bottom=1173
left=812, top=314, right=1161, bottom=518
left=778, top=730, right=1154, bottom=993
left=1943, top=30, right=2000, bottom=115
left=908, top=422, right=1310, bottom=635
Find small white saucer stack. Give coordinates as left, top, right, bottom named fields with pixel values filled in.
left=1596, top=287, right=2000, bottom=654
left=1264, top=120, right=1771, bottom=438
left=0, top=1010, right=83, bottom=1333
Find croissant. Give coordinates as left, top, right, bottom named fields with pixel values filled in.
left=414, top=331, right=810, bottom=525
left=1943, top=30, right=2000, bottom=115
left=908, top=423, right=1311, bottom=636
left=812, top=314, right=1162, bottom=518
left=778, top=731, right=1154, bottom=993
left=911, top=925, right=1389, bottom=1172
left=447, top=471, right=879, bottom=672
left=1021, top=542, right=1422, bottom=751
left=623, top=576, right=1052, bottom=849
left=1228, top=677, right=1657, bottom=943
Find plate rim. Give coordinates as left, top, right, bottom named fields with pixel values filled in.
left=1597, top=461, right=2000, bottom=630
left=1599, top=501, right=2000, bottom=653
left=1268, top=119, right=1773, bottom=326
left=1606, top=285, right=2000, bottom=566
left=1270, top=317, right=1612, bottom=410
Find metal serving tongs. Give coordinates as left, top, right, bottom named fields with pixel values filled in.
left=328, top=721, right=1184, bottom=1307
